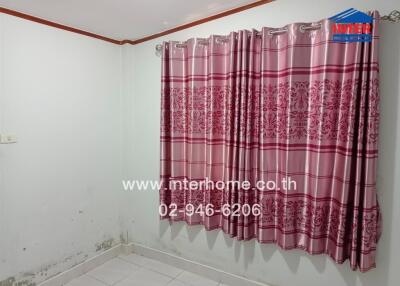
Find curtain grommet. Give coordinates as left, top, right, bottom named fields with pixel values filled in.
left=175, top=43, right=187, bottom=48
left=300, top=23, right=322, bottom=33
left=268, top=27, right=288, bottom=36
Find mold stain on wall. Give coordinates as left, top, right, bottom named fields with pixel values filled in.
left=0, top=236, right=118, bottom=286
left=0, top=276, right=35, bottom=286
left=95, top=238, right=115, bottom=252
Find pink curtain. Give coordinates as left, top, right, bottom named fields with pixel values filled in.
left=160, top=12, right=381, bottom=272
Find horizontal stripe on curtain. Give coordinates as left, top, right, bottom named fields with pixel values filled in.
left=160, top=11, right=381, bottom=272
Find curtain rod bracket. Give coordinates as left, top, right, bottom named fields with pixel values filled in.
left=155, top=44, right=163, bottom=56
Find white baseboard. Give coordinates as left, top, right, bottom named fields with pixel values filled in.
left=38, top=242, right=270, bottom=286
left=127, top=242, right=271, bottom=286
left=38, top=244, right=122, bottom=286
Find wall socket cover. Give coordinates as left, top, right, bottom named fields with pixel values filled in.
left=0, top=134, right=18, bottom=144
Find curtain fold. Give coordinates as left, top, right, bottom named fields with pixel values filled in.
left=160, top=12, right=381, bottom=272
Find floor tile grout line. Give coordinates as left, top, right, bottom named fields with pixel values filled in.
left=117, top=255, right=152, bottom=267
left=115, top=268, right=175, bottom=286
left=104, top=258, right=177, bottom=285
left=110, top=271, right=138, bottom=286
left=166, top=277, right=184, bottom=286
left=117, top=255, right=185, bottom=280
left=141, top=265, right=183, bottom=280
left=85, top=261, right=142, bottom=286
left=85, top=273, right=113, bottom=286
left=83, top=274, right=110, bottom=286
left=79, top=255, right=222, bottom=286
left=116, top=256, right=146, bottom=268
left=121, top=253, right=223, bottom=285
left=174, top=271, right=221, bottom=285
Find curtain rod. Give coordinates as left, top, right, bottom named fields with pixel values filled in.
left=154, top=10, right=400, bottom=56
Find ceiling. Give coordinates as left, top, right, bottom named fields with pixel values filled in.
left=0, top=0, right=259, bottom=40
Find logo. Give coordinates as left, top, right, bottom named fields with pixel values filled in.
left=329, top=8, right=373, bottom=42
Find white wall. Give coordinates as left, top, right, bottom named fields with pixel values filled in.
left=1, top=1, right=399, bottom=285
left=0, top=13, right=123, bottom=285
left=122, top=1, right=400, bottom=286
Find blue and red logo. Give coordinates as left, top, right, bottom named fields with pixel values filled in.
left=329, top=8, right=373, bottom=42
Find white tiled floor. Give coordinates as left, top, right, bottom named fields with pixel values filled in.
left=65, top=253, right=227, bottom=286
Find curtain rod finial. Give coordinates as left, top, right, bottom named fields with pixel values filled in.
left=381, top=10, right=400, bottom=22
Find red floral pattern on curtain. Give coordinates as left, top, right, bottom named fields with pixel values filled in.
left=160, top=12, right=381, bottom=272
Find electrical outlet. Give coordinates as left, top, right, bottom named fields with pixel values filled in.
left=0, top=134, right=18, bottom=144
